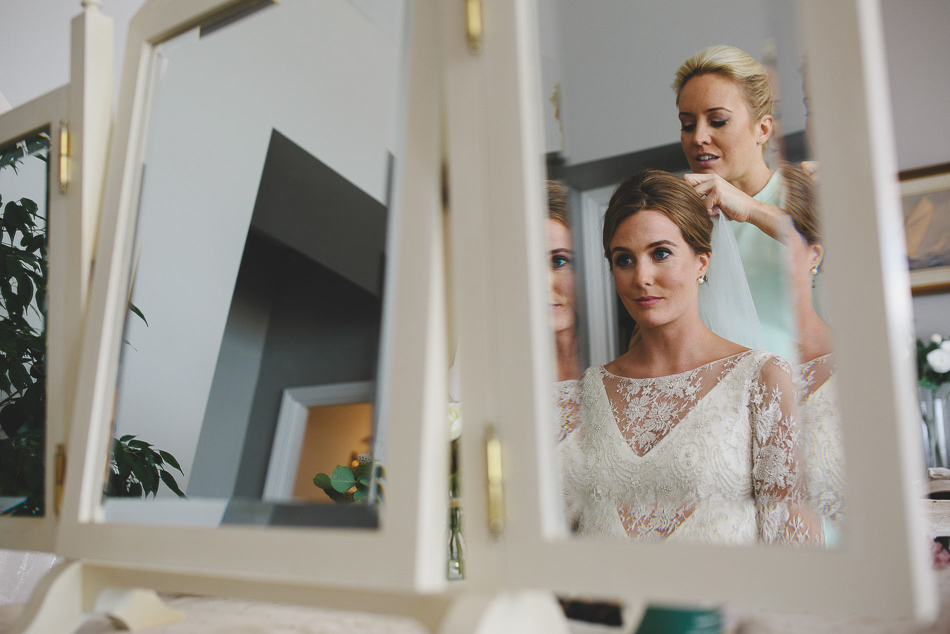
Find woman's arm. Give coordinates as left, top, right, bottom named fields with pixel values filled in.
left=750, top=355, right=823, bottom=545
left=683, top=173, right=793, bottom=243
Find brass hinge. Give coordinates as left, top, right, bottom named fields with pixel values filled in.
left=54, top=443, right=66, bottom=517
left=485, top=425, right=504, bottom=536
left=58, top=120, right=70, bottom=194
left=465, top=0, right=483, bottom=55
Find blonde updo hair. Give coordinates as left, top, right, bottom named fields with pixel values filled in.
left=673, top=45, right=774, bottom=130
left=602, top=170, right=712, bottom=264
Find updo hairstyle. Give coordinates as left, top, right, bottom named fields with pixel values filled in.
left=547, top=180, right=570, bottom=227
left=602, top=170, right=713, bottom=264
left=780, top=164, right=821, bottom=245
left=673, top=45, right=774, bottom=129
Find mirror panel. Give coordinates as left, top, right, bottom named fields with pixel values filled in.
left=99, top=0, right=408, bottom=528
left=538, top=0, right=844, bottom=547
left=0, top=131, right=50, bottom=517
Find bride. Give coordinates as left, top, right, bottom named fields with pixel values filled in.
left=575, top=170, right=817, bottom=546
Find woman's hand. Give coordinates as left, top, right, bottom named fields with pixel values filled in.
left=683, top=172, right=790, bottom=243
left=683, top=173, right=757, bottom=222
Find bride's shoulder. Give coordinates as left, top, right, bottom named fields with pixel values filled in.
left=743, top=350, right=797, bottom=382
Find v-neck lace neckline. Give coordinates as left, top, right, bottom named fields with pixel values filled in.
left=598, top=351, right=752, bottom=457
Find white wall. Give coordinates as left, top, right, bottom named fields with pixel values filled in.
left=0, top=0, right=146, bottom=111
left=879, top=0, right=950, bottom=337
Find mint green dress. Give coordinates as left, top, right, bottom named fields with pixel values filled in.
left=731, top=170, right=796, bottom=360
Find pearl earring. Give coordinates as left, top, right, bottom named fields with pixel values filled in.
left=699, top=274, right=708, bottom=285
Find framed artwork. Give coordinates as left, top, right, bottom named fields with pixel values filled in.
left=900, top=162, right=950, bottom=294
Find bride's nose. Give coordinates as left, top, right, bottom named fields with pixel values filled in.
left=633, top=262, right=654, bottom=288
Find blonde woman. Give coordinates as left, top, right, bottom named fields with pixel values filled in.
left=673, top=45, right=796, bottom=359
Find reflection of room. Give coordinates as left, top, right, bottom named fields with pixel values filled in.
left=98, top=0, right=400, bottom=505
left=186, top=129, right=387, bottom=501
left=293, top=402, right=374, bottom=502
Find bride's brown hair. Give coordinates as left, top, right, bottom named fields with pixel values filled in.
left=602, top=170, right=713, bottom=263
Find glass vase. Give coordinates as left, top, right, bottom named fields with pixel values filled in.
left=921, top=386, right=950, bottom=469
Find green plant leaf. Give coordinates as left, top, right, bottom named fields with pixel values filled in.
left=313, top=472, right=332, bottom=489
left=352, top=488, right=367, bottom=502
left=158, top=450, right=183, bottom=474
left=119, top=434, right=135, bottom=442
left=129, top=302, right=148, bottom=327
left=330, top=465, right=356, bottom=493
left=159, top=469, right=187, bottom=499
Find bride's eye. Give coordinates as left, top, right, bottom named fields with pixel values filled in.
left=551, top=253, right=572, bottom=269
left=612, top=253, right=633, bottom=269
left=710, top=118, right=729, bottom=128
left=653, top=248, right=672, bottom=261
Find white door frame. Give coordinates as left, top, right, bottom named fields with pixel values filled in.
left=262, top=380, right=375, bottom=503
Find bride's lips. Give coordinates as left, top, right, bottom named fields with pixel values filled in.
left=694, top=153, right=719, bottom=169
left=634, top=296, right=661, bottom=307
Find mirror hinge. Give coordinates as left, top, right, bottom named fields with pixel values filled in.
left=54, top=443, right=66, bottom=517
left=485, top=424, right=504, bottom=536
left=465, top=0, right=483, bottom=55
left=58, top=120, right=70, bottom=194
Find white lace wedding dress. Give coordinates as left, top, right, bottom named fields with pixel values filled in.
left=798, top=354, right=845, bottom=535
left=572, top=350, right=814, bottom=546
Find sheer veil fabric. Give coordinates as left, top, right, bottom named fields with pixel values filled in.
left=699, top=210, right=766, bottom=351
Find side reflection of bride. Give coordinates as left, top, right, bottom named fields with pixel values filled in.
left=545, top=181, right=586, bottom=527
left=575, top=170, right=817, bottom=545
left=782, top=163, right=844, bottom=539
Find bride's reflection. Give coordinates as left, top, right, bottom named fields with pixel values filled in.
left=782, top=163, right=844, bottom=542
left=547, top=181, right=584, bottom=529
left=572, top=171, right=817, bottom=545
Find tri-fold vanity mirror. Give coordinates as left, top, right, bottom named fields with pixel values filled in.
left=0, top=0, right=939, bottom=631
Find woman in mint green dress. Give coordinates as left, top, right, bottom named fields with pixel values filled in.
left=673, top=45, right=795, bottom=359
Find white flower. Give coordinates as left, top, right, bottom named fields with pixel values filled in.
left=932, top=334, right=944, bottom=345
left=448, top=402, right=463, bottom=441
left=927, top=348, right=950, bottom=374
left=941, top=340, right=950, bottom=353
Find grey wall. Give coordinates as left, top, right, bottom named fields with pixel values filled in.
left=231, top=232, right=383, bottom=499
left=880, top=0, right=950, bottom=337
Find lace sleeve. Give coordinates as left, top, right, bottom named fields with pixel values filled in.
left=750, top=355, right=821, bottom=545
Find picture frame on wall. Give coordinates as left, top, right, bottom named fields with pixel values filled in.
left=900, top=161, right=950, bottom=294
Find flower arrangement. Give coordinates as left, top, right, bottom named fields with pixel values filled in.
left=919, top=334, right=950, bottom=390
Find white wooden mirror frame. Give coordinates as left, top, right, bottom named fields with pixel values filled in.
left=0, top=3, right=112, bottom=554
left=55, top=0, right=450, bottom=596
left=444, top=0, right=938, bottom=621
left=4, top=0, right=940, bottom=630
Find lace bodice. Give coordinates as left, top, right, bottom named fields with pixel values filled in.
left=554, top=379, right=585, bottom=528
left=798, top=354, right=845, bottom=530
left=573, top=350, right=815, bottom=545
